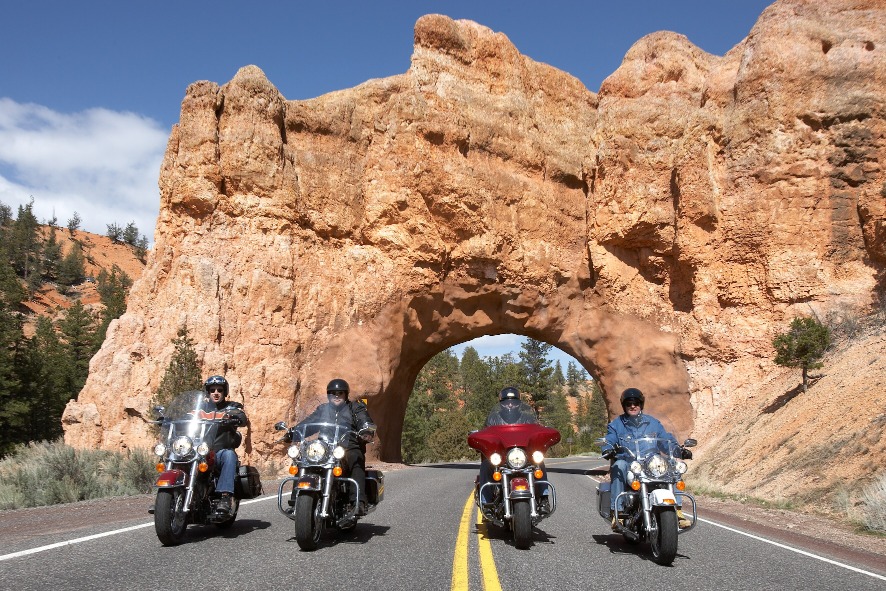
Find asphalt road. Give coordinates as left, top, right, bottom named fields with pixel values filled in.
left=1, top=457, right=883, bottom=590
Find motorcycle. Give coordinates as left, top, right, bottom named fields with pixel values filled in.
left=149, top=390, right=262, bottom=546
left=273, top=419, right=384, bottom=551
left=595, top=436, right=697, bottom=565
left=468, top=422, right=561, bottom=549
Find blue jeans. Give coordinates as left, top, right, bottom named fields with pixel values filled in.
left=609, top=459, right=630, bottom=512
left=216, top=448, right=238, bottom=494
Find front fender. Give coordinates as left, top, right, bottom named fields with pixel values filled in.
left=155, top=469, right=187, bottom=488
left=649, top=488, right=677, bottom=506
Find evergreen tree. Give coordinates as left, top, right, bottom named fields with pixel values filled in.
left=0, top=295, right=25, bottom=455
left=58, top=300, right=97, bottom=395
left=19, top=316, right=69, bottom=443
left=427, top=410, right=474, bottom=461
left=9, top=200, right=42, bottom=292
left=42, top=225, right=62, bottom=280
left=94, top=265, right=132, bottom=346
left=459, top=346, right=495, bottom=428
left=401, top=350, right=460, bottom=463
left=773, top=315, right=831, bottom=392
left=134, top=235, right=149, bottom=263
left=122, top=222, right=139, bottom=246
left=518, top=339, right=555, bottom=411
left=152, top=325, right=202, bottom=411
left=106, top=222, right=123, bottom=242
left=554, top=360, right=565, bottom=388
left=57, top=241, right=86, bottom=287
left=566, top=361, right=582, bottom=397
left=66, top=212, right=81, bottom=235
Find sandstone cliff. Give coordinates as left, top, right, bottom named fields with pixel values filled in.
left=64, top=0, right=884, bottom=472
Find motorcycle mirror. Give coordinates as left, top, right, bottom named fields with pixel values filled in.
left=273, top=421, right=287, bottom=431
left=593, top=437, right=607, bottom=447
left=683, top=438, right=697, bottom=448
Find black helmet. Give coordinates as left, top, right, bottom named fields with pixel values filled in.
left=620, top=387, right=644, bottom=410
left=326, top=378, right=350, bottom=399
left=204, top=375, right=229, bottom=397
left=499, top=386, right=520, bottom=402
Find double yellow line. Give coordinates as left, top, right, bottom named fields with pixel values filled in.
left=451, top=491, right=502, bottom=591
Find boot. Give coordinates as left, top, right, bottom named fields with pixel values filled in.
left=217, top=493, right=233, bottom=516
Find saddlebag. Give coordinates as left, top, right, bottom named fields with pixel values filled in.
left=366, top=469, right=384, bottom=504
left=596, top=482, right=611, bottom=519
left=235, top=465, right=263, bottom=499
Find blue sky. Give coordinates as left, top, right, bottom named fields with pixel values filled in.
left=0, top=0, right=774, bottom=367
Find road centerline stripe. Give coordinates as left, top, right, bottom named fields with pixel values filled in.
left=476, top=504, right=502, bottom=591
left=451, top=492, right=474, bottom=591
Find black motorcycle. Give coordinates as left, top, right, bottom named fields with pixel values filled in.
left=274, top=419, right=383, bottom=550
left=150, top=390, right=262, bottom=546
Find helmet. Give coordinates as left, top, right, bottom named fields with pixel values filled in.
left=326, top=378, right=350, bottom=399
left=620, top=387, right=644, bottom=410
left=204, top=375, right=229, bottom=397
left=499, top=386, right=520, bottom=402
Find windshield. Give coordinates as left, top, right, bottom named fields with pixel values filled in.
left=621, top=436, right=682, bottom=460
left=157, top=390, right=220, bottom=452
left=290, top=404, right=358, bottom=445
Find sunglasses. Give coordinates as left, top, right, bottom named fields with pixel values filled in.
left=208, top=387, right=225, bottom=393
left=624, top=400, right=641, bottom=407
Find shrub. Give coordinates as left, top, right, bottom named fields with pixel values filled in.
left=858, top=473, right=886, bottom=533
left=0, top=439, right=155, bottom=510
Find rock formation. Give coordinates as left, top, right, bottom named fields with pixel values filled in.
left=63, top=0, right=885, bottom=463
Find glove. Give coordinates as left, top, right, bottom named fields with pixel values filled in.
left=681, top=448, right=693, bottom=460
left=601, top=449, right=615, bottom=461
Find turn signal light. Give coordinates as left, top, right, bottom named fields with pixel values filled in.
left=676, top=480, right=686, bottom=491
left=289, top=466, right=297, bottom=475
left=630, top=480, right=641, bottom=491
left=333, top=466, right=343, bottom=477
left=534, top=469, right=543, bottom=479
left=155, top=463, right=164, bottom=473
left=297, top=481, right=312, bottom=489
left=198, top=462, right=209, bottom=473
left=156, top=479, right=172, bottom=486
left=492, top=471, right=502, bottom=482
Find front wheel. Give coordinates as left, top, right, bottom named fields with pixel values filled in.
left=512, top=500, right=532, bottom=550
left=650, top=510, right=678, bottom=565
left=154, top=489, right=188, bottom=546
left=294, top=493, right=322, bottom=551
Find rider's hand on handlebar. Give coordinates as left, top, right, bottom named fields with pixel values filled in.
left=601, top=449, right=615, bottom=461
left=681, top=447, right=693, bottom=460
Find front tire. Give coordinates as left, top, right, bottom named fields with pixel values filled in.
left=154, top=489, right=187, bottom=546
left=295, top=494, right=322, bottom=551
left=650, top=510, right=678, bottom=565
left=512, top=500, right=532, bottom=549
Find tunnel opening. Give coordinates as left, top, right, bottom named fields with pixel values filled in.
left=398, top=334, right=609, bottom=464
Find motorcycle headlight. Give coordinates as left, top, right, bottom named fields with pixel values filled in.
left=153, top=443, right=167, bottom=457
left=306, top=440, right=327, bottom=462
left=532, top=451, right=545, bottom=464
left=172, top=436, right=193, bottom=456
left=287, top=444, right=300, bottom=459
left=333, top=446, right=345, bottom=460
left=489, top=453, right=502, bottom=467
left=196, top=442, right=210, bottom=456
left=646, top=455, right=668, bottom=478
left=675, top=460, right=687, bottom=474
left=630, top=461, right=642, bottom=474
left=507, top=448, right=527, bottom=469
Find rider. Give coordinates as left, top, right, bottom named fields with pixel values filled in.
left=478, top=386, right=550, bottom=511
left=288, top=378, right=376, bottom=516
left=600, top=387, right=691, bottom=530
left=202, top=375, right=247, bottom=517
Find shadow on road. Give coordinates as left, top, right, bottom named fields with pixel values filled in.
left=591, top=533, right=691, bottom=563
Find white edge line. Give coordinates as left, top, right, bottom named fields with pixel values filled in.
left=698, top=517, right=886, bottom=582
left=584, top=470, right=885, bottom=582
left=0, top=494, right=277, bottom=562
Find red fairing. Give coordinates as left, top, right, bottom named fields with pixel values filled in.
left=155, top=469, right=187, bottom=487
left=468, top=423, right=561, bottom=458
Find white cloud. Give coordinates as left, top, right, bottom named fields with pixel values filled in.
left=0, top=98, right=166, bottom=244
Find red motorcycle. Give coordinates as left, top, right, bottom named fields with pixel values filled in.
left=468, top=422, right=561, bottom=549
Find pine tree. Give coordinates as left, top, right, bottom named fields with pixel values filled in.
left=57, top=241, right=86, bottom=288
left=94, top=266, right=132, bottom=346
left=58, top=300, right=98, bottom=396
left=152, top=325, right=202, bottom=411
left=773, top=315, right=831, bottom=392
left=66, top=212, right=81, bottom=235
left=518, top=339, right=555, bottom=411
left=122, top=221, right=139, bottom=246
left=459, top=346, right=495, bottom=428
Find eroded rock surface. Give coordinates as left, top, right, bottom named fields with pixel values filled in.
left=64, top=0, right=885, bottom=462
